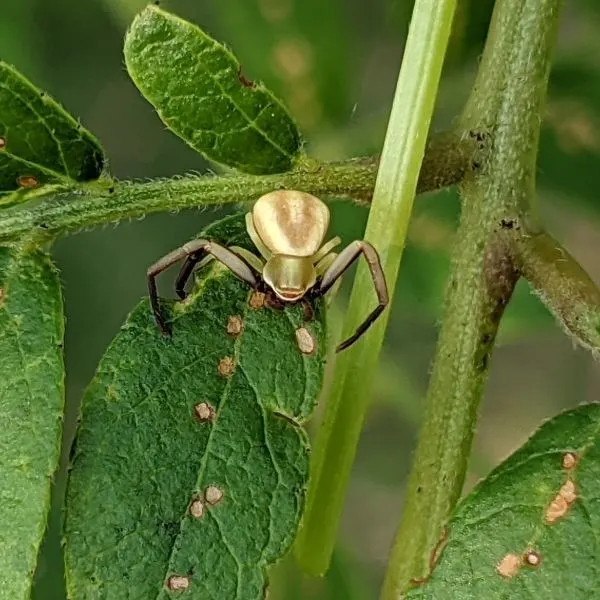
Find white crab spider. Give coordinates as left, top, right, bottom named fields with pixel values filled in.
left=147, top=190, right=388, bottom=352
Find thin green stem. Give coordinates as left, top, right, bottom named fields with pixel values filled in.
left=0, top=132, right=481, bottom=247
left=381, top=0, right=563, bottom=597
left=294, top=0, right=457, bottom=576
left=518, top=230, right=600, bottom=355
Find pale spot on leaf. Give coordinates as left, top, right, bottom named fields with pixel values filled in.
left=189, top=498, right=205, bottom=519
left=524, top=550, right=542, bottom=568
left=545, top=480, right=577, bottom=524
left=249, top=291, right=265, bottom=309
left=204, top=485, right=224, bottom=506
left=217, top=356, right=235, bottom=377
left=295, top=327, right=315, bottom=355
left=562, top=452, right=577, bottom=470
left=496, top=553, right=521, bottom=578
left=166, top=575, right=190, bottom=591
left=226, top=315, right=243, bottom=336
left=194, top=402, right=215, bottom=423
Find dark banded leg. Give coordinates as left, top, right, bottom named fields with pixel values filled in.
left=316, top=240, right=388, bottom=352
left=147, top=239, right=258, bottom=335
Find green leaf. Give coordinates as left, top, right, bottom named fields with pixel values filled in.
left=64, top=213, right=326, bottom=599
left=0, top=248, right=65, bottom=599
left=0, top=62, right=105, bottom=205
left=124, top=6, right=302, bottom=175
left=405, top=404, right=600, bottom=599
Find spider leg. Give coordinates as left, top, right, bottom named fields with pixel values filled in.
left=245, top=212, right=272, bottom=261
left=175, top=245, right=264, bottom=300
left=316, top=240, right=388, bottom=352
left=175, top=254, right=201, bottom=300
left=314, top=251, right=340, bottom=306
left=147, top=239, right=258, bottom=335
left=312, top=236, right=342, bottom=264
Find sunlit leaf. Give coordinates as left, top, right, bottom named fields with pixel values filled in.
left=0, top=248, right=65, bottom=599
left=406, top=404, right=600, bottom=599
left=64, top=214, right=326, bottom=599
left=124, top=6, right=302, bottom=175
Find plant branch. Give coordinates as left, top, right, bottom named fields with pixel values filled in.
left=518, top=230, right=600, bottom=355
left=381, top=0, right=563, bottom=597
left=0, top=132, right=482, bottom=247
left=294, top=0, right=458, bottom=577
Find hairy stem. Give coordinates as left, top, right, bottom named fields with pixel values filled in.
left=0, top=132, right=481, bottom=247
left=518, top=230, right=600, bottom=354
left=295, top=0, right=458, bottom=577
left=381, top=0, right=563, bottom=597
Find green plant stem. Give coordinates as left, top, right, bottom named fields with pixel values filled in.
left=294, top=0, right=457, bottom=576
left=381, top=0, right=563, bottom=597
left=518, top=230, right=600, bottom=354
left=0, top=132, right=481, bottom=247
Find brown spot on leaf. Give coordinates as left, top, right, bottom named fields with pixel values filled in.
left=166, top=575, right=190, bottom=591
left=194, top=402, right=215, bottom=423
left=524, top=550, right=542, bottom=568
left=545, top=480, right=577, bottom=524
left=496, top=553, right=521, bottom=578
left=17, top=175, right=39, bottom=189
left=249, top=290, right=265, bottom=309
left=204, top=485, right=224, bottom=506
left=226, top=315, right=243, bottom=337
left=0, top=137, right=5, bottom=150
left=562, top=452, right=577, bottom=470
left=295, top=327, right=315, bottom=355
left=217, top=356, right=235, bottom=377
left=189, top=498, right=205, bottom=519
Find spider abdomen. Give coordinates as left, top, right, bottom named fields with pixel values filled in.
left=252, top=190, right=329, bottom=257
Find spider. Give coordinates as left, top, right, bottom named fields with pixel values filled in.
left=147, top=190, right=389, bottom=352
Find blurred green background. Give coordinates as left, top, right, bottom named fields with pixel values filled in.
left=2, top=0, right=600, bottom=597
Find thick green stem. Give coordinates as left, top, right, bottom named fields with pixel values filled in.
left=0, top=132, right=480, bottom=247
left=380, top=0, right=563, bottom=597
left=294, top=0, right=457, bottom=576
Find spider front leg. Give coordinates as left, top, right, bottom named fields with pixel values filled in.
left=174, top=245, right=265, bottom=300
left=147, top=239, right=258, bottom=335
left=315, top=240, right=389, bottom=352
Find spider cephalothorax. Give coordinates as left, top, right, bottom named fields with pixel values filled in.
left=147, top=190, right=388, bottom=352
